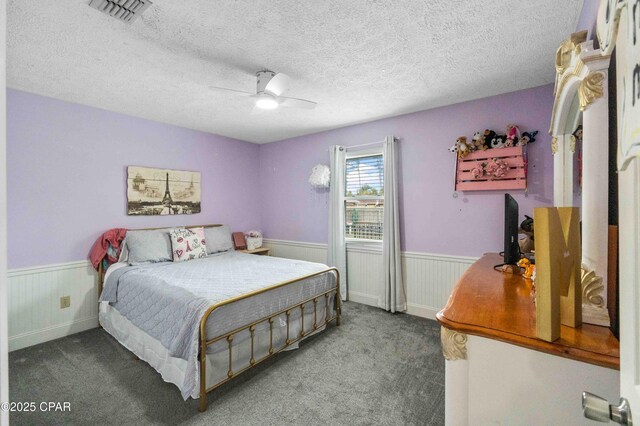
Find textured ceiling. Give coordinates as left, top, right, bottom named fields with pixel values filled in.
left=7, top=0, right=583, bottom=143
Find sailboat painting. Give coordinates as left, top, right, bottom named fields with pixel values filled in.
left=126, top=166, right=201, bottom=215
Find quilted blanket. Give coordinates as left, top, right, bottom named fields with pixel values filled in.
left=100, top=251, right=335, bottom=399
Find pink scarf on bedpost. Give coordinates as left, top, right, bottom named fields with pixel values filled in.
left=89, top=228, right=128, bottom=270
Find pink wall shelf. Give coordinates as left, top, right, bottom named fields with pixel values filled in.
left=455, top=146, right=527, bottom=191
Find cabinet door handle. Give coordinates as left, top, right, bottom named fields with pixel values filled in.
left=582, top=391, right=633, bottom=425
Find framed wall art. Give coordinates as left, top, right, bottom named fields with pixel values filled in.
left=127, top=166, right=201, bottom=215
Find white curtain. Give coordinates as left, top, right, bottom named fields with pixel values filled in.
left=327, top=145, right=347, bottom=301
left=379, top=136, right=405, bottom=312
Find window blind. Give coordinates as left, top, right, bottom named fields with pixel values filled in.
left=345, top=155, right=384, bottom=197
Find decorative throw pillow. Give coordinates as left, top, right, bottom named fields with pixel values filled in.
left=169, top=227, right=208, bottom=262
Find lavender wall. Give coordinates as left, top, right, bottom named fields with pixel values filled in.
left=576, top=0, right=600, bottom=39
left=7, top=89, right=261, bottom=269
left=259, top=84, right=555, bottom=258
left=8, top=84, right=556, bottom=266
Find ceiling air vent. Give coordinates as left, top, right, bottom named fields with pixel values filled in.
left=88, top=0, right=152, bottom=23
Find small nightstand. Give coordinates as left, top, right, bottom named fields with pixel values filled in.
left=240, top=247, right=271, bottom=256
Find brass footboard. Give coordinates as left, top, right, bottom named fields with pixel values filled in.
left=198, top=268, right=340, bottom=412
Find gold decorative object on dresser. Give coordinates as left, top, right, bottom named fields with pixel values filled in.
left=533, top=207, right=582, bottom=342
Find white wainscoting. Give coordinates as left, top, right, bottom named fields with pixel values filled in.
left=261, top=239, right=328, bottom=264
left=8, top=261, right=98, bottom=351
left=263, top=239, right=476, bottom=320
left=7, top=243, right=475, bottom=351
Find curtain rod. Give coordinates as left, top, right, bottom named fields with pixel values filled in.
left=345, top=139, right=386, bottom=150
left=327, top=137, right=397, bottom=152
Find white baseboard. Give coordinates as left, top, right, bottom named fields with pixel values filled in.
left=8, top=260, right=98, bottom=352
left=406, top=303, right=439, bottom=320
left=263, top=238, right=476, bottom=321
left=348, top=291, right=379, bottom=307
left=9, top=317, right=98, bottom=351
left=350, top=293, right=440, bottom=320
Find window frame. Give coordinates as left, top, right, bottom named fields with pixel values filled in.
left=344, top=147, right=385, bottom=245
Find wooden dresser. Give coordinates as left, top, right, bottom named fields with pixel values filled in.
left=436, top=253, right=620, bottom=425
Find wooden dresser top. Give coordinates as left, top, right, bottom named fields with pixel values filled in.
left=436, top=253, right=620, bottom=370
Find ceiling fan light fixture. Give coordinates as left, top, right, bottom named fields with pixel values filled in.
left=255, top=93, right=279, bottom=110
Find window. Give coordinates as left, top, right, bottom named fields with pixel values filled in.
left=345, top=153, right=384, bottom=240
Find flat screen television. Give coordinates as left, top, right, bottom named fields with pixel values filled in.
left=504, top=194, right=520, bottom=265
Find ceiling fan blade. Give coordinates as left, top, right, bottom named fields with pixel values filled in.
left=209, top=86, right=254, bottom=96
left=278, top=96, right=317, bottom=110
left=264, top=73, right=290, bottom=96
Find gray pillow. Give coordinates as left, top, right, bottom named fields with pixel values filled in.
left=126, top=229, right=173, bottom=265
left=204, top=226, right=234, bottom=254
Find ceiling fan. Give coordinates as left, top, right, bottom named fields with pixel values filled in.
left=210, top=70, right=317, bottom=112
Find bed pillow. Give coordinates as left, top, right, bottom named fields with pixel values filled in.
left=170, top=227, right=208, bottom=262
left=204, top=225, right=234, bottom=254
left=126, top=229, right=173, bottom=265
left=118, top=238, right=129, bottom=262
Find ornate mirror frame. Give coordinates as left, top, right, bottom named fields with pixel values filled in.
left=597, top=0, right=640, bottom=169
left=549, top=30, right=611, bottom=326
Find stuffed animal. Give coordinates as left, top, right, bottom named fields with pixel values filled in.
left=448, top=143, right=459, bottom=154
left=490, top=134, right=507, bottom=149
left=472, top=131, right=488, bottom=151
left=483, top=130, right=496, bottom=149
left=456, top=137, right=472, bottom=158
left=518, top=130, right=539, bottom=146
left=505, top=124, right=520, bottom=147
left=572, top=125, right=583, bottom=142
left=518, top=258, right=535, bottom=279
left=518, top=215, right=535, bottom=253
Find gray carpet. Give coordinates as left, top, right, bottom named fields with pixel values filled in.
left=9, top=302, right=445, bottom=425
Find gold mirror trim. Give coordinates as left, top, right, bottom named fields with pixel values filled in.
left=549, top=29, right=610, bottom=135
left=555, top=30, right=587, bottom=77
left=582, top=264, right=605, bottom=308
left=570, top=135, right=577, bottom=153
left=441, top=327, right=467, bottom=361
left=551, top=137, right=558, bottom=155
left=549, top=59, right=585, bottom=134
left=579, top=71, right=606, bottom=111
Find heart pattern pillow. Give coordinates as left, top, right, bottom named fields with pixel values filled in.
left=169, top=227, right=208, bottom=262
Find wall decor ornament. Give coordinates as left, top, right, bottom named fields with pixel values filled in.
left=454, top=146, right=527, bottom=191
left=127, top=166, right=201, bottom=216
left=308, top=164, right=330, bottom=188
left=450, top=125, right=538, bottom=192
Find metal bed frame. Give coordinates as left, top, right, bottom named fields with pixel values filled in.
left=97, top=224, right=340, bottom=412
